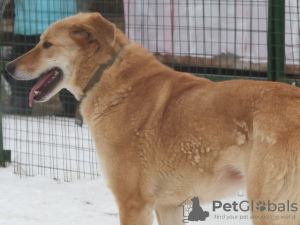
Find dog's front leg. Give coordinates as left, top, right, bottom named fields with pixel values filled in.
left=116, top=193, right=154, bottom=225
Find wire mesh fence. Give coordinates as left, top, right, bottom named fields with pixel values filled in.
left=0, top=0, right=299, bottom=181
left=125, top=0, right=270, bottom=79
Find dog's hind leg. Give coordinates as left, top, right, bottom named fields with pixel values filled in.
left=248, top=188, right=300, bottom=225
left=247, top=141, right=300, bottom=225
left=154, top=204, right=183, bottom=225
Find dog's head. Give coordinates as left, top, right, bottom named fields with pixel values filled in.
left=6, top=13, right=121, bottom=107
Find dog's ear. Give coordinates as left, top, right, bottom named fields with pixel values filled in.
left=69, top=13, right=116, bottom=46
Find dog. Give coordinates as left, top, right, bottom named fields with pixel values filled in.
left=6, top=12, right=300, bottom=225
left=188, top=197, right=209, bottom=221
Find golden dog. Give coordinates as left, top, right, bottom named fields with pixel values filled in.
left=6, top=13, right=300, bottom=225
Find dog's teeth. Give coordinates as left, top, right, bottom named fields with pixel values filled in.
left=52, top=71, right=59, bottom=80
left=34, top=91, right=40, bottom=95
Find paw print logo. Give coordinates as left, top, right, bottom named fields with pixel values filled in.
left=256, top=201, right=266, bottom=211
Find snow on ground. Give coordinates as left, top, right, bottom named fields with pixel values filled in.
left=0, top=166, right=252, bottom=225
left=0, top=166, right=119, bottom=225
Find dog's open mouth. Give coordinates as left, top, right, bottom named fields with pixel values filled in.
left=29, top=67, right=63, bottom=107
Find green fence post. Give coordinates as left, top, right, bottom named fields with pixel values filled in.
left=0, top=67, right=11, bottom=167
left=267, top=0, right=285, bottom=81
left=0, top=14, right=11, bottom=167
left=0, top=61, right=3, bottom=167
left=0, top=78, right=10, bottom=167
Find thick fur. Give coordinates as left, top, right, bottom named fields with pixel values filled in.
left=7, top=13, right=300, bottom=225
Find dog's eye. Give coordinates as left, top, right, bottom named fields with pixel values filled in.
left=43, top=41, right=53, bottom=49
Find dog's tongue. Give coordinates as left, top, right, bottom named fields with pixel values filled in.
left=29, top=70, right=56, bottom=107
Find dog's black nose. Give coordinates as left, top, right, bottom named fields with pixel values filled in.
left=6, top=62, right=16, bottom=75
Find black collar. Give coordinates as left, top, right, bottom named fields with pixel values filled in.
left=75, top=51, right=120, bottom=127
